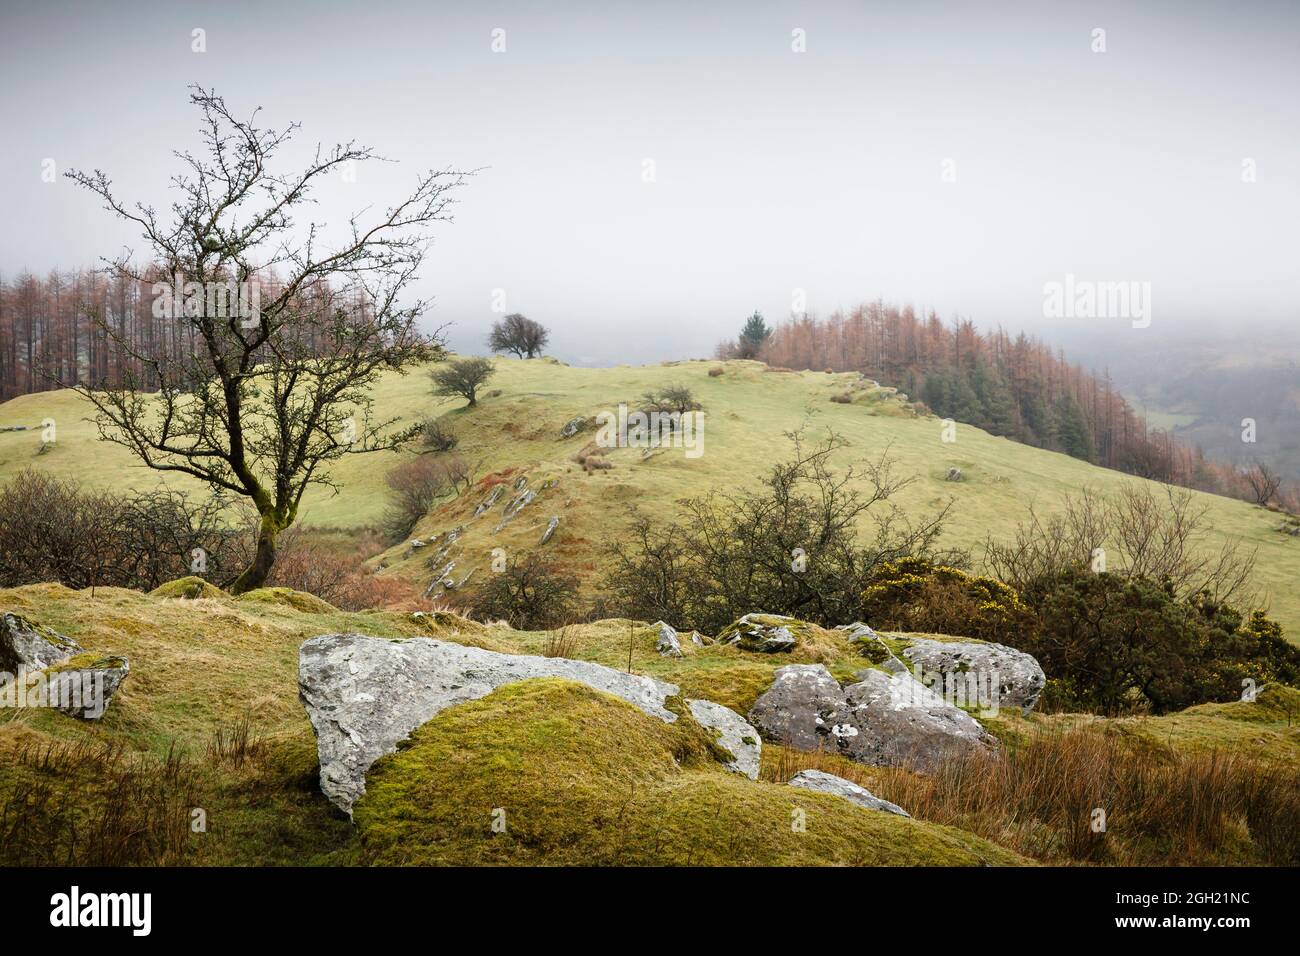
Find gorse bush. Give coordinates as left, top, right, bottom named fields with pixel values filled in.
left=860, top=557, right=1035, bottom=641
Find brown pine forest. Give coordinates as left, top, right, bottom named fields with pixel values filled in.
left=742, top=303, right=1292, bottom=509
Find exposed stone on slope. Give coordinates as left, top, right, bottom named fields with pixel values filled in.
left=901, top=637, right=1046, bottom=714
left=788, top=769, right=909, bottom=817
left=688, top=699, right=761, bottom=779
left=0, top=612, right=82, bottom=674
left=299, top=633, right=682, bottom=814
left=654, top=621, right=682, bottom=657
left=716, top=613, right=801, bottom=653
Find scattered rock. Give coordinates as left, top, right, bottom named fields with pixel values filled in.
left=688, top=699, right=761, bottom=780
left=788, top=769, right=909, bottom=817
left=945, top=467, right=963, bottom=481
left=513, top=475, right=529, bottom=490
left=716, top=613, right=801, bottom=653
left=44, top=655, right=131, bottom=720
left=901, top=637, right=1046, bottom=714
left=495, top=489, right=536, bottom=531
left=474, top=485, right=505, bottom=517
left=299, top=633, right=683, bottom=814
left=540, top=515, right=560, bottom=545
left=653, top=621, right=682, bottom=657
left=560, top=416, right=588, bottom=438
left=0, top=612, right=82, bottom=674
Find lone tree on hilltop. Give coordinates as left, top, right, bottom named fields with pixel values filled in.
left=431, top=357, right=495, bottom=408
left=737, top=310, right=771, bottom=359
left=67, top=86, right=471, bottom=592
left=488, top=313, right=549, bottom=358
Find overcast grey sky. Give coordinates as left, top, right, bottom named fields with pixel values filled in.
left=1, top=0, right=1296, bottom=364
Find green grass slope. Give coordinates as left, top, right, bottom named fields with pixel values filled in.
left=3, top=357, right=1296, bottom=638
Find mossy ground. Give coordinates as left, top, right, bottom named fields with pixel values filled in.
left=1, top=584, right=1294, bottom=865
left=353, top=679, right=1025, bottom=866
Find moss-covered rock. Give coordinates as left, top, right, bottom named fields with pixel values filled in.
left=353, top=678, right=1026, bottom=866
left=717, top=613, right=821, bottom=653
left=149, top=576, right=226, bottom=601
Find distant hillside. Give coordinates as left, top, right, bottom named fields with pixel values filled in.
left=5, top=356, right=1297, bottom=640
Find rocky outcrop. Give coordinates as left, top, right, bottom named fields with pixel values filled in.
left=716, top=613, right=802, bottom=653
left=300, top=633, right=685, bottom=814
left=1, top=616, right=128, bottom=720
left=788, top=769, right=909, bottom=817
left=45, top=656, right=131, bottom=720
left=901, top=637, right=1046, bottom=714
left=560, top=416, right=588, bottom=438
left=747, top=663, right=995, bottom=771
left=688, top=699, right=761, bottom=780
left=0, top=612, right=82, bottom=673
left=653, top=621, right=682, bottom=657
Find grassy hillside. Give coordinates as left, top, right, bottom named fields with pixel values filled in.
left=2, top=357, right=1297, bottom=638
left=2, top=583, right=1294, bottom=866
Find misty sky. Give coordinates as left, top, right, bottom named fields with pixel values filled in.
left=1, top=0, right=1297, bottom=365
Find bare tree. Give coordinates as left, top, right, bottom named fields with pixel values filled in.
left=66, top=87, right=472, bottom=592
left=487, top=313, right=549, bottom=358
left=1243, top=459, right=1281, bottom=506
left=431, top=357, right=494, bottom=407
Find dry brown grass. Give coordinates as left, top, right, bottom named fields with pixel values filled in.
left=761, top=728, right=1300, bottom=866
left=0, top=738, right=198, bottom=865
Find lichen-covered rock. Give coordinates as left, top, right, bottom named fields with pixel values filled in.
left=687, top=699, right=760, bottom=779
left=654, top=621, right=682, bottom=657
left=0, top=612, right=82, bottom=674
left=560, top=416, right=588, bottom=438
left=540, top=515, right=560, bottom=545
left=494, top=489, right=536, bottom=531
left=840, top=669, right=996, bottom=771
left=837, top=622, right=879, bottom=643
left=788, top=769, right=909, bottom=817
left=716, top=613, right=803, bottom=653
left=43, top=655, right=130, bottom=719
left=299, top=633, right=682, bottom=814
left=748, top=663, right=996, bottom=771
left=474, top=485, right=504, bottom=516
left=747, top=664, right=854, bottom=752
left=901, top=637, right=1046, bottom=714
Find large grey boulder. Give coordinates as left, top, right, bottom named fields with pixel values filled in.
left=747, top=664, right=855, bottom=752
left=688, top=699, right=760, bottom=780
left=901, top=638, right=1046, bottom=714
left=788, top=769, right=909, bottom=817
left=301, top=633, right=685, bottom=815
left=747, top=663, right=996, bottom=771
left=0, top=612, right=82, bottom=674
left=840, top=669, right=996, bottom=771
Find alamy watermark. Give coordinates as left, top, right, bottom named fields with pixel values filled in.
left=1043, top=273, right=1150, bottom=329
left=151, top=271, right=261, bottom=328
left=594, top=403, right=705, bottom=459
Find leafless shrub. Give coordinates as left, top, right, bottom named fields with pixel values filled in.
left=984, top=483, right=1258, bottom=607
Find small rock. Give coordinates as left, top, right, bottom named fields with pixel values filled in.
left=540, top=515, right=560, bottom=545
left=560, top=416, right=588, bottom=438
left=653, top=621, right=682, bottom=657
left=474, top=485, right=505, bottom=517
left=788, top=769, right=909, bottom=816
left=945, top=467, right=963, bottom=481
left=716, top=613, right=801, bottom=653
left=45, top=656, right=130, bottom=720
left=901, top=637, right=1046, bottom=714
left=688, top=699, right=761, bottom=780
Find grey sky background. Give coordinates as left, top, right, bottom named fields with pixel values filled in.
left=1, top=0, right=1296, bottom=365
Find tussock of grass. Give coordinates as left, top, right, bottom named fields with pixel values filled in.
left=237, top=586, right=336, bottom=615
left=353, top=679, right=1026, bottom=866
left=149, top=576, right=226, bottom=601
